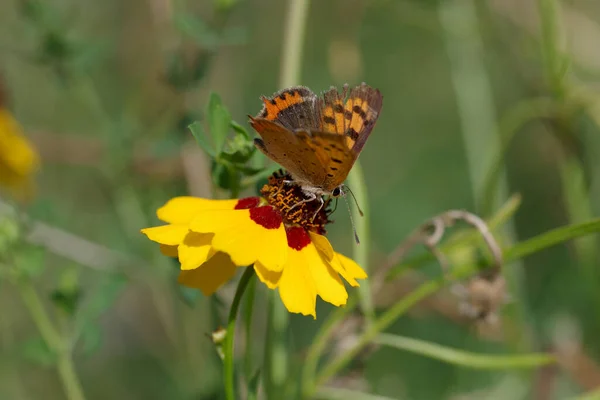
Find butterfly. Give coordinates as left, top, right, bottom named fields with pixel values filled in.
left=249, top=83, right=383, bottom=204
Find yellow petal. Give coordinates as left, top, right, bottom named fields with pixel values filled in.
left=304, top=243, right=347, bottom=307
left=191, top=208, right=287, bottom=271
left=308, top=232, right=334, bottom=261
left=177, top=252, right=238, bottom=296
left=0, top=109, right=39, bottom=175
left=178, top=232, right=214, bottom=270
left=332, top=252, right=367, bottom=287
left=278, top=246, right=317, bottom=318
left=157, top=197, right=240, bottom=224
left=254, top=262, right=282, bottom=289
left=160, top=244, right=178, bottom=258
left=141, top=225, right=189, bottom=245
left=0, top=109, right=39, bottom=197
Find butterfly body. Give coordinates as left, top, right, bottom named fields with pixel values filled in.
left=250, top=83, right=383, bottom=198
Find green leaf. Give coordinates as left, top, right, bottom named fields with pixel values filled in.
left=14, top=245, right=46, bottom=278
left=50, top=288, right=81, bottom=316
left=80, top=274, right=126, bottom=320
left=50, top=267, right=81, bottom=315
left=247, top=369, right=261, bottom=400
left=231, top=120, right=250, bottom=139
left=177, top=285, right=201, bottom=307
left=574, top=387, right=600, bottom=400
left=73, top=274, right=126, bottom=346
left=20, top=336, right=56, bottom=367
left=504, top=218, right=600, bottom=262
left=173, top=14, right=220, bottom=48
left=375, top=333, right=555, bottom=370
left=314, top=387, right=397, bottom=400
left=211, top=161, right=233, bottom=190
left=220, top=134, right=256, bottom=165
left=189, top=121, right=216, bottom=157
left=207, top=92, right=232, bottom=153
left=80, top=324, right=102, bottom=356
left=238, top=165, right=263, bottom=177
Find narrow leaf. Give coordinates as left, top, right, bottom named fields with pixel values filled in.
left=21, top=336, right=56, bottom=367
left=315, top=387, right=397, bottom=400
left=376, top=333, right=555, bottom=370
left=504, top=218, right=600, bottom=262
left=207, top=92, right=232, bottom=153
left=247, top=369, right=261, bottom=400
left=231, top=120, right=250, bottom=139
left=189, top=121, right=216, bottom=157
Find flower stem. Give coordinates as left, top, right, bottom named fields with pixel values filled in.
left=224, top=267, right=255, bottom=400
left=243, top=275, right=257, bottom=380
left=278, top=0, right=311, bottom=89
left=301, top=296, right=358, bottom=397
left=264, top=0, right=311, bottom=397
left=17, top=278, right=86, bottom=400
left=537, top=0, right=565, bottom=98
left=347, top=163, right=374, bottom=324
left=314, top=274, right=453, bottom=391
left=313, top=217, right=600, bottom=391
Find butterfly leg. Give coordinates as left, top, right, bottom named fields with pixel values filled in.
left=288, top=191, right=317, bottom=211
left=310, top=196, right=325, bottom=222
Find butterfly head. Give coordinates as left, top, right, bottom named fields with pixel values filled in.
left=331, top=186, right=344, bottom=198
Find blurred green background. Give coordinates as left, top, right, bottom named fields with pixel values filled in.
left=2, top=0, right=600, bottom=399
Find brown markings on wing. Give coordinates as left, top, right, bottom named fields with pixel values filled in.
left=319, top=83, right=383, bottom=154
left=250, top=83, right=382, bottom=193
left=249, top=118, right=329, bottom=186
left=256, top=86, right=320, bottom=132
left=295, top=131, right=354, bottom=192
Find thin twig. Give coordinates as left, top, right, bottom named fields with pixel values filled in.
left=0, top=199, right=139, bottom=271
left=374, top=209, right=506, bottom=323
left=377, top=209, right=503, bottom=292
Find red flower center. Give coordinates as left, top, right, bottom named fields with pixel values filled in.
left=235, top=197, right=261, bottom=210
left=249, top=206, right=282, bottom=229
left=285, top=226, right=311, bottom=251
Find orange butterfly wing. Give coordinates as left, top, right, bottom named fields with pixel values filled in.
left=250, top=83, right=382, bottom=193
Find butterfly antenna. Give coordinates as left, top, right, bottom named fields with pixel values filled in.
left=343, top=185, right=364, bottom=217
left=331, top=197, right=339, bottom=214
left=342, top=194, right=360, bottom=245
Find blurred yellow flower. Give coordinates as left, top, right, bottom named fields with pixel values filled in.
left=0, top=108, right=39, bottom=198
left=141, top=172, right=367, bottom=318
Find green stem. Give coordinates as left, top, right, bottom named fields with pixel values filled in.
left=243, top=276, right=257, bottom=381
left=18, top=279, right=85, bottom=400
left=537, top=0, right=564, bottom=98
left=480, top=98, right=559, bottom=215
left=312, top=218, right=600, bottom=392
left=264, top=0, right=311, bottom=397
left=224, top=267, right=255, bottom=400
left=387, top=193, right=522, bottom=280
left=375, top=333, right=555, bottom=369
left=314, top=273, right=448, bottom=391
left=301, top=296, right=358, bottom=398
left=438, top=0, right=502, bottom=210
left=314, top=387, right=397, bottom=400
left=572, top=387, right=600, bottom=400
left=346, top=164, right=374, bottom=324
left=278, top=0, right=311, bottom=88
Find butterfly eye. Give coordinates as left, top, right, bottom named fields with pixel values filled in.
left=332, top=187, right=342, bottom=197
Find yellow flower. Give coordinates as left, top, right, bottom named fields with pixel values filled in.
left=141, top=172, right=367, bottom=318
left=0, top=108, right=39, bottom=198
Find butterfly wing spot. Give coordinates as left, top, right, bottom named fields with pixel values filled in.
left=346, top=127, right=359, bottom=140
